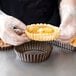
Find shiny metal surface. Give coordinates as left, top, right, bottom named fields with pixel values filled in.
left=0, top=46, right=76, bottom=76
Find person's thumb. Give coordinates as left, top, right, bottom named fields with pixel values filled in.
left=10, top=16, right=26, bottom=31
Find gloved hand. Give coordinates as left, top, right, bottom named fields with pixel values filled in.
left=59, top=4, right=76, bottom=43
left=0, top=10, right=30, bottom=46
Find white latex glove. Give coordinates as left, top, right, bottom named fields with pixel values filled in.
left=59, top=5, right=76, bottom=43
left=0, top=10, right=30, bottom=46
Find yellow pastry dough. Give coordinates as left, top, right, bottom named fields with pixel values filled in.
left=70, top=38, right=76, bottom=46
left=25, top=23, right=60, bottom=41
left=0, top=39, right=11, bottom=47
